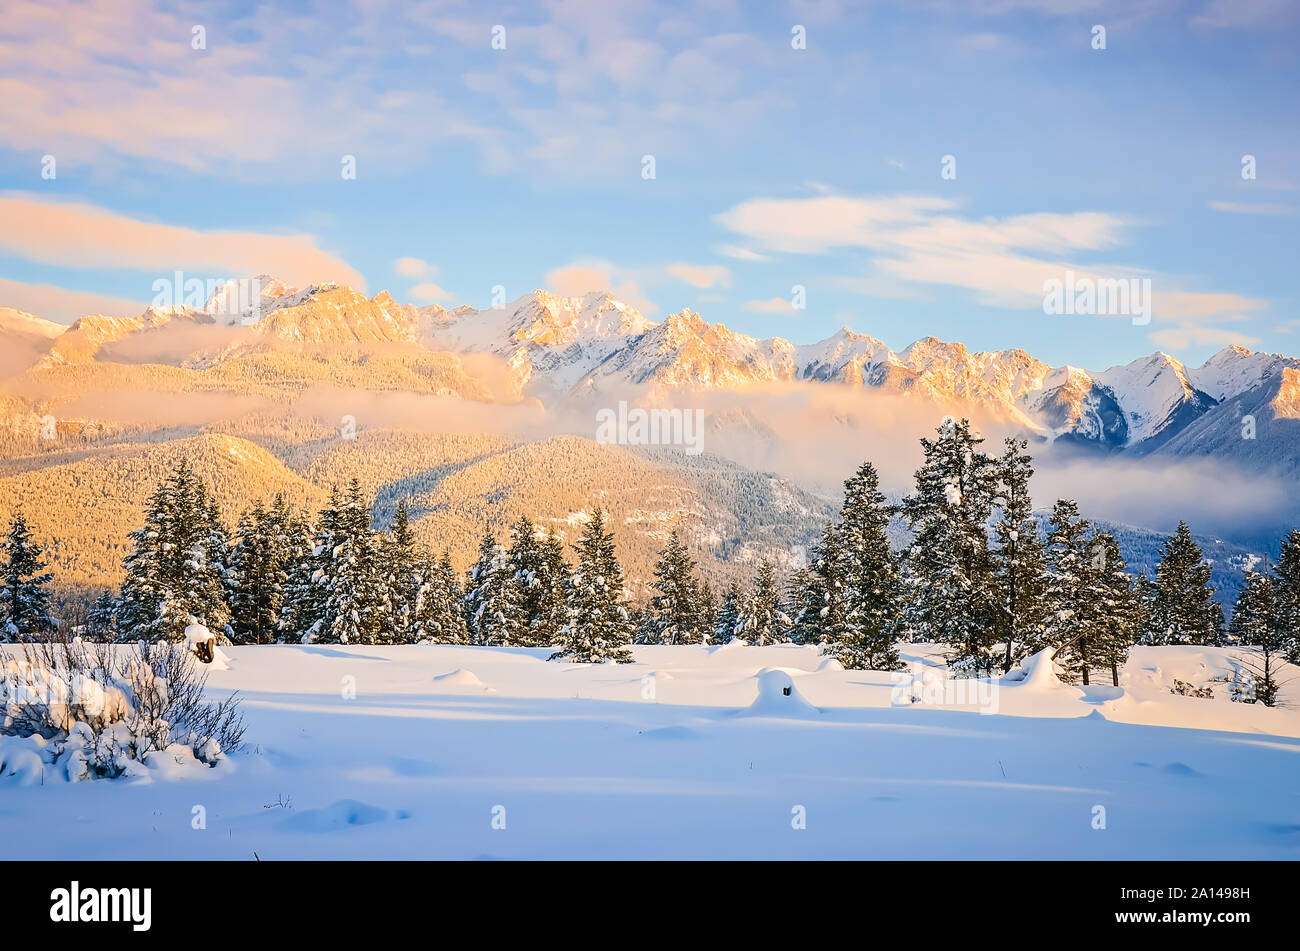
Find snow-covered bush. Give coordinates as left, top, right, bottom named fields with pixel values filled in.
left=1, top=636, right=244, bottom=781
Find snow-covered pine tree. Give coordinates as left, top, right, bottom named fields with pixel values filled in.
left=898, top=418, right=1000, bottom=672
left=533, top=529, right=571, bottom=647
left=227, top=499, right=297, bottom=645
left=504, top=517, right=569, bottom=646
left=116, top=461, right=230, bottom=642
left=643, top=529, right=703, bottom=645
left=1086, top=531, right=1140, bottom=687
left=790, top=523, right=853, bottom=648
left=990, top=438, right=1049, bottom=672
left=697, top=581, right=717, bottom=646
left=550, top=509, right=633, bottom=663
left=713, top=582, right=741, bottom=645
left=414, top=550, right=469, bottom=644
left=463, top=531, right=524, bottom=646
left=1229, top=571, right=1286, bottom=706
left=1043, top=499, right=1096, bottom=682
left=1272, top=529, right=1300, bottom=663
left=383, top=499, right=423, bottom=643
left=736, top=559, right=789, bottom=646
left=306, top=480, right=391, bottom=644
left=1141, top=521, right=1225, bottom=646
left=0, top=511, right=57, bottom=641
left=836, top=461, right=903, bottom=669
left=276, top=502, right=318, bottom=643
left=84, top=591, right=118, bottom=641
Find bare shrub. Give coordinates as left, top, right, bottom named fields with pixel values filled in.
left=1, top=635, right=245, bottom=780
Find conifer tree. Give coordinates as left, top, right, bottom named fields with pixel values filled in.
left=1272, top=529, right=1300, bottom=663
left=898, top=418, right=1000, bottom=672
left=643, top=529, right=702, bottom=645
left=697, top=581, right=717, bottom=646
left=790, top=524, right=853, bottom=648
left=414, top=550, right=469, bottom=643
left=0, top=511, right=57, bottom=641
left=505, top=517, right=570, bottom=646
left=227, top=498, right=298, bottom=645
left=1141, top=521, right=1225, bottom=646
left=1087, top=531, right=1140, bottom=687
left=990, top=438, right=1049, bottom=671
left=1229, top=571, right=1288, bottom=706
left=736, top=559, right=789, bottom=646
left=464, top=531, right=524, bottom=646
left=550, top=509, right=633, bottom=663
left=382, top=499, right=423, bottom=643
left=277, top=504, right=318, bottom=643
left=305, top=480, right=391, bottom=644
left=117, top=461, right=230, bottom=642
left=85, top=591, right=118, bottom=641
left=1043, top=499, right=1096, bottom=681
left=835, top=462, right=904, bottom=669
left=713, top=582, right=741, bottom=644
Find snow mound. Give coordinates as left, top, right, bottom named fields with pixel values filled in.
left=0, top=736, right=48, bottom=785
left=739, top=669, right=819, bottom=718
left=817, top=657, right=845, bottom=672
left=282, top=799, right=407, bottom=833
left=1003, top=648, right=1062, bottom=690
left=432, top=668, right=493, bottom=691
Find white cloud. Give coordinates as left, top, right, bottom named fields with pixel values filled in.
left=409, top=282, right=452, bottom=303
left=395, top=257, right=430, bottom=277
left=1207, top=200, right=1294, bottom=216
left=743, top=297, right=797, bottom=314
left=666, top=263, right=732, bottom=289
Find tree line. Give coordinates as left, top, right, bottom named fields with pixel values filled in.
left=1, top=419, right=1296, bottom=701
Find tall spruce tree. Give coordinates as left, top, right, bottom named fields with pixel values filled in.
left=790, top=523, right=854, bottom=648
left=991, top=438, right=1049, bottom=672
left=1086, top=531, right=1140, bottom=687
left=277, top=503, right=318, bottom=643
left=505, top=517, right=570, bottom=646
left=736, top=559, right=789, bottom=646
left=117, top=461, right=230, bottom=642
left=1229, top=571, right=1289, bottom=706
left=1043, top=499, right=1097, bottom=681
left=1141, top=521, right=1225, bottom=646
left=1272, top=529, right=1300, bottom=663
left=714, top=582, right=741, bottom=644
left=898, top=418, right=1000, bottom=672
left=464, top=531, right=525, bottom=646
left=836, top=462, right=903, bottom=669
left=0, top=511, right=56, bottom=641
left=227, top=498, right=298, bottom=645
left=698, top=581, right=717, bottom=646
left=414, top=550, right=469, bottom=644
left=550, top=509, right=633, bottom=663
left=382, top=500, right=423, bottom=643
left=305, top=480, right=391, bottom=644
left=643, top=529, right=702, bottom=645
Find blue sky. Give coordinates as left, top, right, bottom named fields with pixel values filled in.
left=0, top=0, right=1296, bottom=370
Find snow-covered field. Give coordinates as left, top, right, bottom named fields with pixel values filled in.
left=3, top=643, right=1298, bottom=859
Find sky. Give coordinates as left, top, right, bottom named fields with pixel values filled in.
left=0, top=0, right=1297, bottom=371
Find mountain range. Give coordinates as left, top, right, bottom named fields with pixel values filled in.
left=0, top=276, right=1293, bottom=607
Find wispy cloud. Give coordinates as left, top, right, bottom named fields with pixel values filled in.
left=0, top=193, right=362, bottom=289
left=1207, top=200, right=1295, bottom=216
left=666, top=264, right=731, bottom=289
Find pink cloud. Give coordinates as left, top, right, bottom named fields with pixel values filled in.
left=0, top=193, right=362, bottom=290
